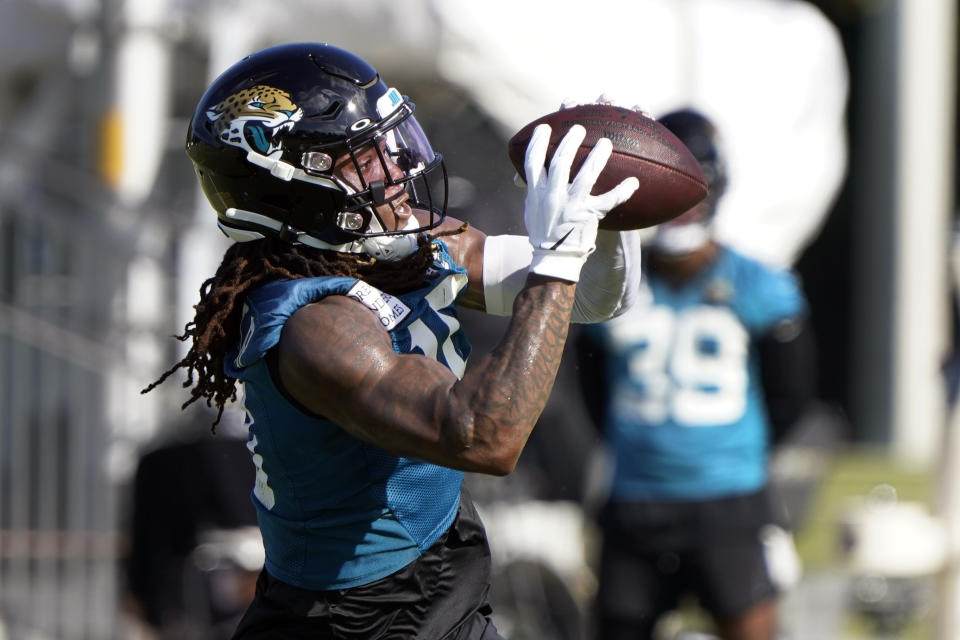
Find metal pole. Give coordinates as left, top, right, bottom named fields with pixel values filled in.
left=897, top=1, right=960, bottom=638
left=891, top=0, right=956, bottom=467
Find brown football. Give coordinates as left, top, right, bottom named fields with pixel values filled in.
left=507, top=104, right=708, bottom=230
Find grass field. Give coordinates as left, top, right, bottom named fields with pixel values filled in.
left=787, top=446, right=940, bottom=639
left=793, top=445, right=937, bottom=571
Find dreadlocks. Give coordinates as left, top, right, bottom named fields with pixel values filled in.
left=143, top=226, right=465, bottom=430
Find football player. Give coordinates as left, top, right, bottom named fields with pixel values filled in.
left=577, top=109, right=817, bottom=640
left=144, top=42, right=640, bottom=639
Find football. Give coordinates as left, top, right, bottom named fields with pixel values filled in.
left=507, top=104, right=709, bottom=230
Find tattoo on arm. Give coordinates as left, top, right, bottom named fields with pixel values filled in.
left=451, top=276, right=576, bottom=464
left=279, top=277, right=577, bottom=474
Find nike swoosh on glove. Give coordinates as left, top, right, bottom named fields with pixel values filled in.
left=522, top=123, right=639, bottom=282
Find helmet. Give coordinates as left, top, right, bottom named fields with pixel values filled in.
left=658, top=109, right=727, bottom=201
left=186, top=42, right=447, bottom=259
left=647, top=109, right=727, bottom=257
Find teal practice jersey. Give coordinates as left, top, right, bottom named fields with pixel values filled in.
left=225, top=241, right=471, bottom=590
left=584, top=246, right=806, bottom=501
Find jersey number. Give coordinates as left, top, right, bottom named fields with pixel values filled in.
left=614, top=306, right=749, bottom=426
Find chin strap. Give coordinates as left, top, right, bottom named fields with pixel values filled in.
left=218, top=208, right=422, bottom=260
left=359, top=214, right=422, bottom=261
left=219, top=208, right=365, bottom=253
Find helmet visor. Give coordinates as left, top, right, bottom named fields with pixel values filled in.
left=321, top=106, right=447, bottom=238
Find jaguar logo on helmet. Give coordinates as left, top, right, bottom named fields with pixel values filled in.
left=205, top=85, right=303, bottom=157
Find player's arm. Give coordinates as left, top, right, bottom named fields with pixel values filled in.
left=277, top=275, right=575, bottom=474
left=574, top=326, right=609, bottom=432
left=279, top=124, right=637, bottom=475
left=759, top=315, right=818, bottom=444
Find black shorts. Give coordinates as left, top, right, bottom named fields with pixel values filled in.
left=232, top=492, right=505, bottom=640
left=595, top=489, right=779, bottom=627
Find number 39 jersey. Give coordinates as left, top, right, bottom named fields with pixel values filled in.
left=224, top=240, right=471, bottom=591
left=584, top=246, right=806, bottom=501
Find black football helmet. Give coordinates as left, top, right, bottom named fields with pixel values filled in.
left=658, top=108, right=727, bottom=203
left=646, top=109, right=727, bottom=257
left=186, top=42, right=447, bottom=258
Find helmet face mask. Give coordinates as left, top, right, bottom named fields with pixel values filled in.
left=187, top=42, right=447, bottom=256
left=319, top=104, right=447, bottom=238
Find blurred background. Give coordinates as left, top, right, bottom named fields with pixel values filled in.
left=0, top=0, right=957, bottom=638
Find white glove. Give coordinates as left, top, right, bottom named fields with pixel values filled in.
left=523, top=123, right=639, bottom=282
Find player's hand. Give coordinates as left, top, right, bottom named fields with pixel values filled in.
left=511, top=95, right=648, bottom=188
left=522, top=123, right=639, bottom=282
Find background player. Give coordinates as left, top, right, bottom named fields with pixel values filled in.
left=143, top=42, right=640, bottom=639
left=123, top=409, right=260, bottom=640
left=577, top=108, right=818, bottom=640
